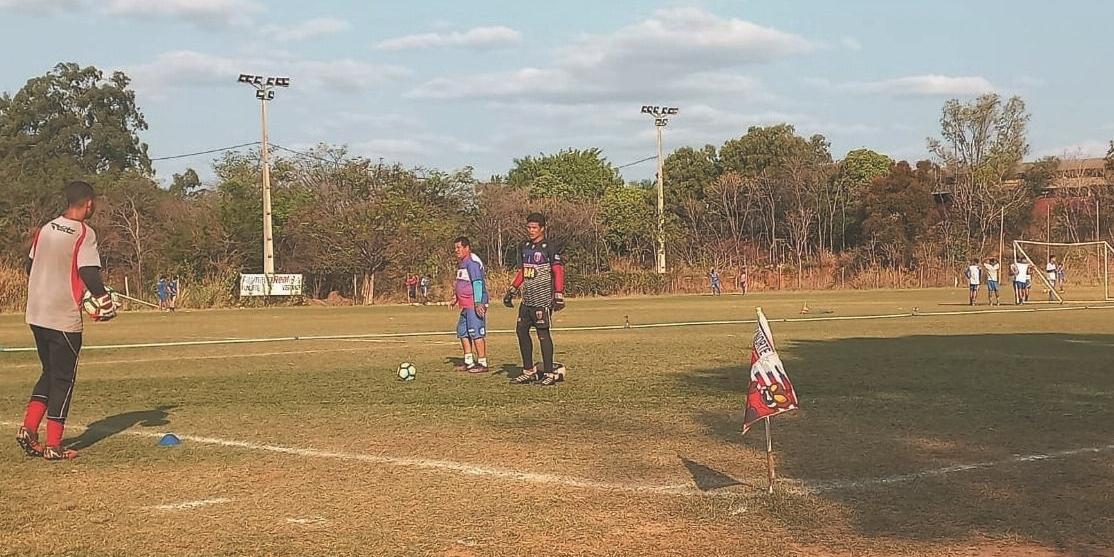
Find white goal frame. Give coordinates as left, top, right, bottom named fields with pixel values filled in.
left=1012, top=240, right=1114, bottom=303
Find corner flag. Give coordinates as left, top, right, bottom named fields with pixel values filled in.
left=742, top=308, right=799, bottom=434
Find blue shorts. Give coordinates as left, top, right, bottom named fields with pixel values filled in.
left=1014, top=280, right=1028, bottom=289
left=457, top=308, right=486, bottom=340
left=987, top=280, right=999, bottom=292
left=969, top=284, right=979, bottom=292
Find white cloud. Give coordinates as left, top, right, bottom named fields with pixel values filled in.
left=811, top=75, right=996, bottom=97
left=375, top=26, right=522, bottom=51
left=105, top=0, right=265, bottom=27
left=407, top=8, right=808, bottom=104
left=261, top=17, right=351, bottom=42
left=126, top=50, right=410, bottom=96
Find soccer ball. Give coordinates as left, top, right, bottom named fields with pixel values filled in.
left=397, top=362, right=417, bottom=381
left=81, top=288, right=120, bottom=320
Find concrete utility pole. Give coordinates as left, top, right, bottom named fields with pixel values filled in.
left=640, top=105, right=679, bottom=274
left=237, top=74, right=290, bottom=276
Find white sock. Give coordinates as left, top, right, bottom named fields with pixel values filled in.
left=478, top=357, right=488, bottom=367
left=464, top=353, right=475, bottom=365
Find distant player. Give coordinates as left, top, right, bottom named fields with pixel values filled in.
left=156, top=275, right=169, bottom=310
left=167, top=276, right=178, bottom=311
left=1045, top=256, right=1058, bottom=301
left=983, top=258, right=1001, bottom=306
left=504, top=213, right=566, bottom=386
left=16, top=181, right=117, bottom=461
left=964, top=258, right=981, bottom=305
left=737, top=265, right=749, bottom=295
left=1010, top=256, right=1031, bottom=305
left=451, top=237, right=489, bottom=373
left=709, top=268, right=722, bottom=296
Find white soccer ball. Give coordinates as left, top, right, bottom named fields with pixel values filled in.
left=397, top=362, right=417, bottom=381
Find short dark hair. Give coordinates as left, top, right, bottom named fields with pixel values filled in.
left=454, top=236, right=471, bottom=247
left=64, top=181, right=95, bottom=208
left=526, top=212, right=546, bottom=227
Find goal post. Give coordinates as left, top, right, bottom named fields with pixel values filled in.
left=1012, top=240, right=1114, bottom=303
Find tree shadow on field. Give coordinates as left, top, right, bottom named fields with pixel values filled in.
left=678, top=333, right=1114, bottom=553
left=65, top=405, right=177, bottom=450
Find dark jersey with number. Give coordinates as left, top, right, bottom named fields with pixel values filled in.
left=518, top=239, right=563, bottom=308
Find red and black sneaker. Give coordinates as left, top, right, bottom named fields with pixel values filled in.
left=538, top=363, right=567, bottom=386
left=16, top=427, right=43, bottom=457
left=42, top=445, right=77, bottom=461
left=453, top=361, right=472, bottom=372
left=465, top=363, right=489, bottom=374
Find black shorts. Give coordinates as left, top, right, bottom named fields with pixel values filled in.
left=518, top=304, right=552, bottom=329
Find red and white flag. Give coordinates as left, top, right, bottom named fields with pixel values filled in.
left=742, top=308, right=799, bottom=434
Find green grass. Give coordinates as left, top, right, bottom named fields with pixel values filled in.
left=1, top=289, right=1112, bottom=556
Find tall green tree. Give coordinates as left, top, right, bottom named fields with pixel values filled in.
left=861, top=161, right=939, bottom=267
left=506, top=148, right=622, bottom=200
left=927, top=94, right=1031, bottom=250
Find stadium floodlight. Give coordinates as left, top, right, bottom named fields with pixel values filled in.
left=640, top=105, right=679, bottom=274
left=237, top=74, right=291, bottom=277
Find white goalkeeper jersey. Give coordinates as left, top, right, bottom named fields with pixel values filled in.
left=26, top=216, right=101, bottom=333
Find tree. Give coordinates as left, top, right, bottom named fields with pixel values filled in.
left=928, top=94, right=1031, bottom=250
left=663, top=144, right=720, bottom=206
left=599, top=185, right=655, bottom=261
left=169, top=168, right=202, bottom=197
left=506, top=148, right=623, bottom=200
left=833, top=149, right=892, bottom=249
left=0, top=62, right=150, bottom=176
left=861, top=161, right=939, bottom=267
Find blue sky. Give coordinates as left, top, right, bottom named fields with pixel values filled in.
left=2, top=0, right=1112, bottom=184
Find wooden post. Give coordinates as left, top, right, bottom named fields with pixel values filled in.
left=124, top=276, right=130, bottom=311
left=764, top=417, right=776, bottom=495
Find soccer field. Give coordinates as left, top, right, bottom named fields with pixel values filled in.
left=1, top=289, right=1112, bottom=557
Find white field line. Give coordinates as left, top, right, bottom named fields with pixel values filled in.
left=143, top=498, right=232, bottom=511
left=5, top=347, right=375, bottom=370
left=3, top=303, right=1112, bottom=354
left=802, top=443, right=1114, bottom=493
left=6, top=421, right=1107, bottom=500
left=0, top=420, right=749, bottom=500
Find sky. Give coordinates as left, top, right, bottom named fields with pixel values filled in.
left=2, top=0, right=1112, bottom=184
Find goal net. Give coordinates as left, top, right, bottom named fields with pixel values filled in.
left=1012, top=240, right=1114, bottom=303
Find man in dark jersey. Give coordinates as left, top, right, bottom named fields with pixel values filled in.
left=503, top=213, right=565, bottom=386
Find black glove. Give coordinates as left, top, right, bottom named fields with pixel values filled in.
left=503, top=289, right=517, bottom=308
left=553, top=292, right=565, bottom=312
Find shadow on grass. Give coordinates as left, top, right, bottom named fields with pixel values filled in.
left=679, top=456, right=749, bottom=491
left=65, top=405, right=177, bottom=450
left=678, top=333, right=1114, bottom=551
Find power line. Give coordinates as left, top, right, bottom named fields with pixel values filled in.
left=270, top=144, right=343, bottom=166
left=614, top=155, right=655, bottom=168
left=150, top=142, right=261, bottom=161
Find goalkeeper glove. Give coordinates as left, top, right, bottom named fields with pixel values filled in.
left=553, top=292, right=565, bottom=312
left=503, top=288, right=517, bottom=308
left=92, top=293, right=118, bottom=322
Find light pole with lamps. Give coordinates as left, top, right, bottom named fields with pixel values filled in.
left=237, top=74, right=290, bottom=277
left=640, top=104, right=679, bottom=274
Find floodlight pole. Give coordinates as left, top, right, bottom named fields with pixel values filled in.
left=238, top=74, right=290, bottom=277
left=641, top=105, right=679, bottom=274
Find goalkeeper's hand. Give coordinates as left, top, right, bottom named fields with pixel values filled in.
left=93, top=293, right=118, bottom=322
left=553, top=292, right=565, bottom=312
left=503, top=289, right=517, bottom=308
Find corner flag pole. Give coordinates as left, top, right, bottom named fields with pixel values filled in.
left=764, top=416, right=776, bottom=494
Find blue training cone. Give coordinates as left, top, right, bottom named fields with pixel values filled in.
left=157, top=433, right=181, bottom=447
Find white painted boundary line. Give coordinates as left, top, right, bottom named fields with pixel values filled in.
left=0, top=420, right=748, bottom=500
left=6, top=421, right=1108, bottom=500
left=144, top=498, right=233, bottom=511
left=3, top=303, right=1112, bottom=354
left=802, top=443, right=1114, bottom=493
